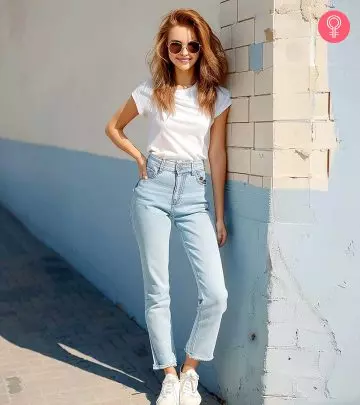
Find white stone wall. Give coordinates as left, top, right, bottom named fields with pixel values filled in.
left=222, top=0, right=337, bottom=190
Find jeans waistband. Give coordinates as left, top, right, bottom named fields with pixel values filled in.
left=147, top=153, right=205, bottom=172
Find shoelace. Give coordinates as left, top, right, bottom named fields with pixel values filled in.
left=161, top=378, right=178, bottom=397
left=181, top=374, right=199, bottom=395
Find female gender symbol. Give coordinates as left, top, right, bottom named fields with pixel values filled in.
left=318, top=10, right=350, bottom=43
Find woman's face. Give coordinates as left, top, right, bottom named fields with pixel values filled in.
left=167, top=25, right=200, bottom=72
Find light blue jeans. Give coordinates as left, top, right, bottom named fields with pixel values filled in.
left=130, top=153, right=228, bottom=370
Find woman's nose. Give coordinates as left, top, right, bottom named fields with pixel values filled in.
left=180, top=45, right=189, bottom=56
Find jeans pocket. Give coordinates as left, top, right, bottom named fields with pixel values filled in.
left=146, top=162, right=160, bottom=179
left=133, top=177, right=142, bottom=190
left=194, top=169, right=207, bottom=185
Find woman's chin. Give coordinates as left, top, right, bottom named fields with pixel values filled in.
left=175, top=63, right=193, bottom=71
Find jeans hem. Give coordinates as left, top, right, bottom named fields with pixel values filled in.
left=153, top=362, right=178, bottom=370
left=184, top=349, right=214, bottom=362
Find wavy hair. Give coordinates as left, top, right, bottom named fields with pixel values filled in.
left=146, top=8, right=229, bottom=119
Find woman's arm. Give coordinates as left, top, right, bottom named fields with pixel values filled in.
left=208, top=106, right=231, bottom=246
left=105, top=96, right=148, bottom=178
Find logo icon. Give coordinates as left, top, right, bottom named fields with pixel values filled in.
left=318, top=10, right=350, bottom=43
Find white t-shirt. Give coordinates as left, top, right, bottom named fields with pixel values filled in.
left=131, top=78, right=232, bottom=161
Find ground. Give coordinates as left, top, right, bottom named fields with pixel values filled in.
left=0, top=204, right=221, bottom=405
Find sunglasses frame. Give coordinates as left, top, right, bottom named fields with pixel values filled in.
left=167, top=40, right=202, bottom=55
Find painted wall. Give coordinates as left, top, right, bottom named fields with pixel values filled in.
left=0, top=0, right=255, bottom=402
left=266, top=1, right=360, bottom=404
left=2, top=0, right=359, bottom=404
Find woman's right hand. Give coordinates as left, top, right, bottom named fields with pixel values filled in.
left=136, top=154, right=148, bottom=179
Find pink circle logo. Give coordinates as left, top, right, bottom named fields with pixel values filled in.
left=318, top=10, right=350, bottom=43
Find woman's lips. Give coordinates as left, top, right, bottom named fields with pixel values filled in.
left=177, top=58, right=191, bottom=63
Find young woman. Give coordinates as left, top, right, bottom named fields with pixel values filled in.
left=105, top=8, right=231, bottom=405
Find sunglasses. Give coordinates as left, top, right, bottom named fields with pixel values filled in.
left=167, top=40, right=201, bottom=54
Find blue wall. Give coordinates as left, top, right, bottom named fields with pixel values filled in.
left=268, top=2, right=360, bottom=403
left=0, top=138, right=271, bottom=402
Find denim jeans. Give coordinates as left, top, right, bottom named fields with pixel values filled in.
left=130, top=153, right=228, bottom=370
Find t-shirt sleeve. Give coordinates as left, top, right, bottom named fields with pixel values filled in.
left=214, top=86, right=232, bottom=118
left=131, top=78, right=152, bottom=116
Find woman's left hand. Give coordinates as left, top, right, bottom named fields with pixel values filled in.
left=216, top=220, right=227, bottom=247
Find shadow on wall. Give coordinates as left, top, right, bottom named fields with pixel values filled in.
left=212, top=181, right=270, bottom=404
left=0, top=138, right=271, bottom=404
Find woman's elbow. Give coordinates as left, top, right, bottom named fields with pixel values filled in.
left=105, top=123, right=114, bottom=137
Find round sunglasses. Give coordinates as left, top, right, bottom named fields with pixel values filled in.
left=167, top=40, right=201, bottom=55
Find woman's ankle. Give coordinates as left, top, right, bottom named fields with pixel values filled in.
left=163, top=366, right=178, bottom=377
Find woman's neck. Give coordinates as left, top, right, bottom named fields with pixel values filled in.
left=174, top=69, right=196, bottom=88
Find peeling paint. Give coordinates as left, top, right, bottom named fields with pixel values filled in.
left=301, top=0, right=330, bottom=21
left=295, top=150, right=310, bottom=160
left=264, top=28, right=274, bottom=42
left=267, top=243, right=342, bottom=400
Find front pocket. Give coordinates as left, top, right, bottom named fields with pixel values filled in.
left=133, top=177, right=143, bottom=190
left=146, top=164, right=159, bottom=179
left=194, top=170, right=207, bottom=185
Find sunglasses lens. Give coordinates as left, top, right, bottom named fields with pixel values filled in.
left=169, top=42, right=182, bottom=54
left=188, top=41, right=200, bottom=53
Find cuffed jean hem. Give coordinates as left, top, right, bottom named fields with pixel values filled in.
left=153, top=362, right=178, bottom=371
left=184, top=349, right=214, bottom=362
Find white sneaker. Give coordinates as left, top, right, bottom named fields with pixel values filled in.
left=156, top=373, right=180, bottom=405
left=179, top=367, right=202, bottom=405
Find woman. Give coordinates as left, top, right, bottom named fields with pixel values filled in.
left=105, top=8, right=231, bottom=405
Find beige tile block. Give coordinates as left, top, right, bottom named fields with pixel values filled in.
left=230, top=71, right=254, bottom=97
left=273, top=66, right=310, bottom=93
left=255, top=122, right=274, bottom=149
left=232, top=19, right=255, bottom=47
left=274, top=0, right=302, bottom=13
left=310, top=150, right=328, bottom=178
left=250, top=95, right=273, bottom=122
left=227, top=172, right=249, bottom=183
left=273, top=12, right=311, bottom=39
left=273, top=149, right=310, bottom=177
left=224, top=73, right=232, bottom=89
left=311, top=0, right=329, bottom=19
left=273, top=177, right=309, bottom=189
left=227, top=147, right=251, bottom=173
left=220, top=0, right=238, bottom=27
left=315, top=36, right=328, bottom=68
left=255, top=13, right=274, bottom=43
left=228, top=122, right=254, bottom=147
left=238, top=0, right=274, bottom=21
left=262, top=176, right=273, bottom=188
left=251, top=150, right=273, bottom=176
left=314, top=66, right=330, bottom=92
left=235, top=46, right=250, bottom=72
left=226, top=123, right=232, bottom=137
left=310, top=177, right=329, bottom=191
left=312, top=121, right=337, bottom=149
left=220, top=26, right=232, bottom=50
left=228, top=97, right=249, bottom=122
left=255, top=67, right=273, bottom=95
left=274, top=37, right=311, bottom=66
left=314, top=93, right=330, bottom=120
left=313, top=36, right=330, bottom=91
left=249, top=175, right=264, bottom=187
left=226, top=49, right=236, bottom=73
left=273, top=93, right=311, bottom=120
left=274, top=121, right=312, bottom=148
left=329, top=93, right=334, bottom=120
left=310, top=37, right=330, bottom=92
left=263, top=41, right=273, bottom=69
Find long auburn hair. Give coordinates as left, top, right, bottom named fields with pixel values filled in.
left=146, top=8, right=229, bottom=119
